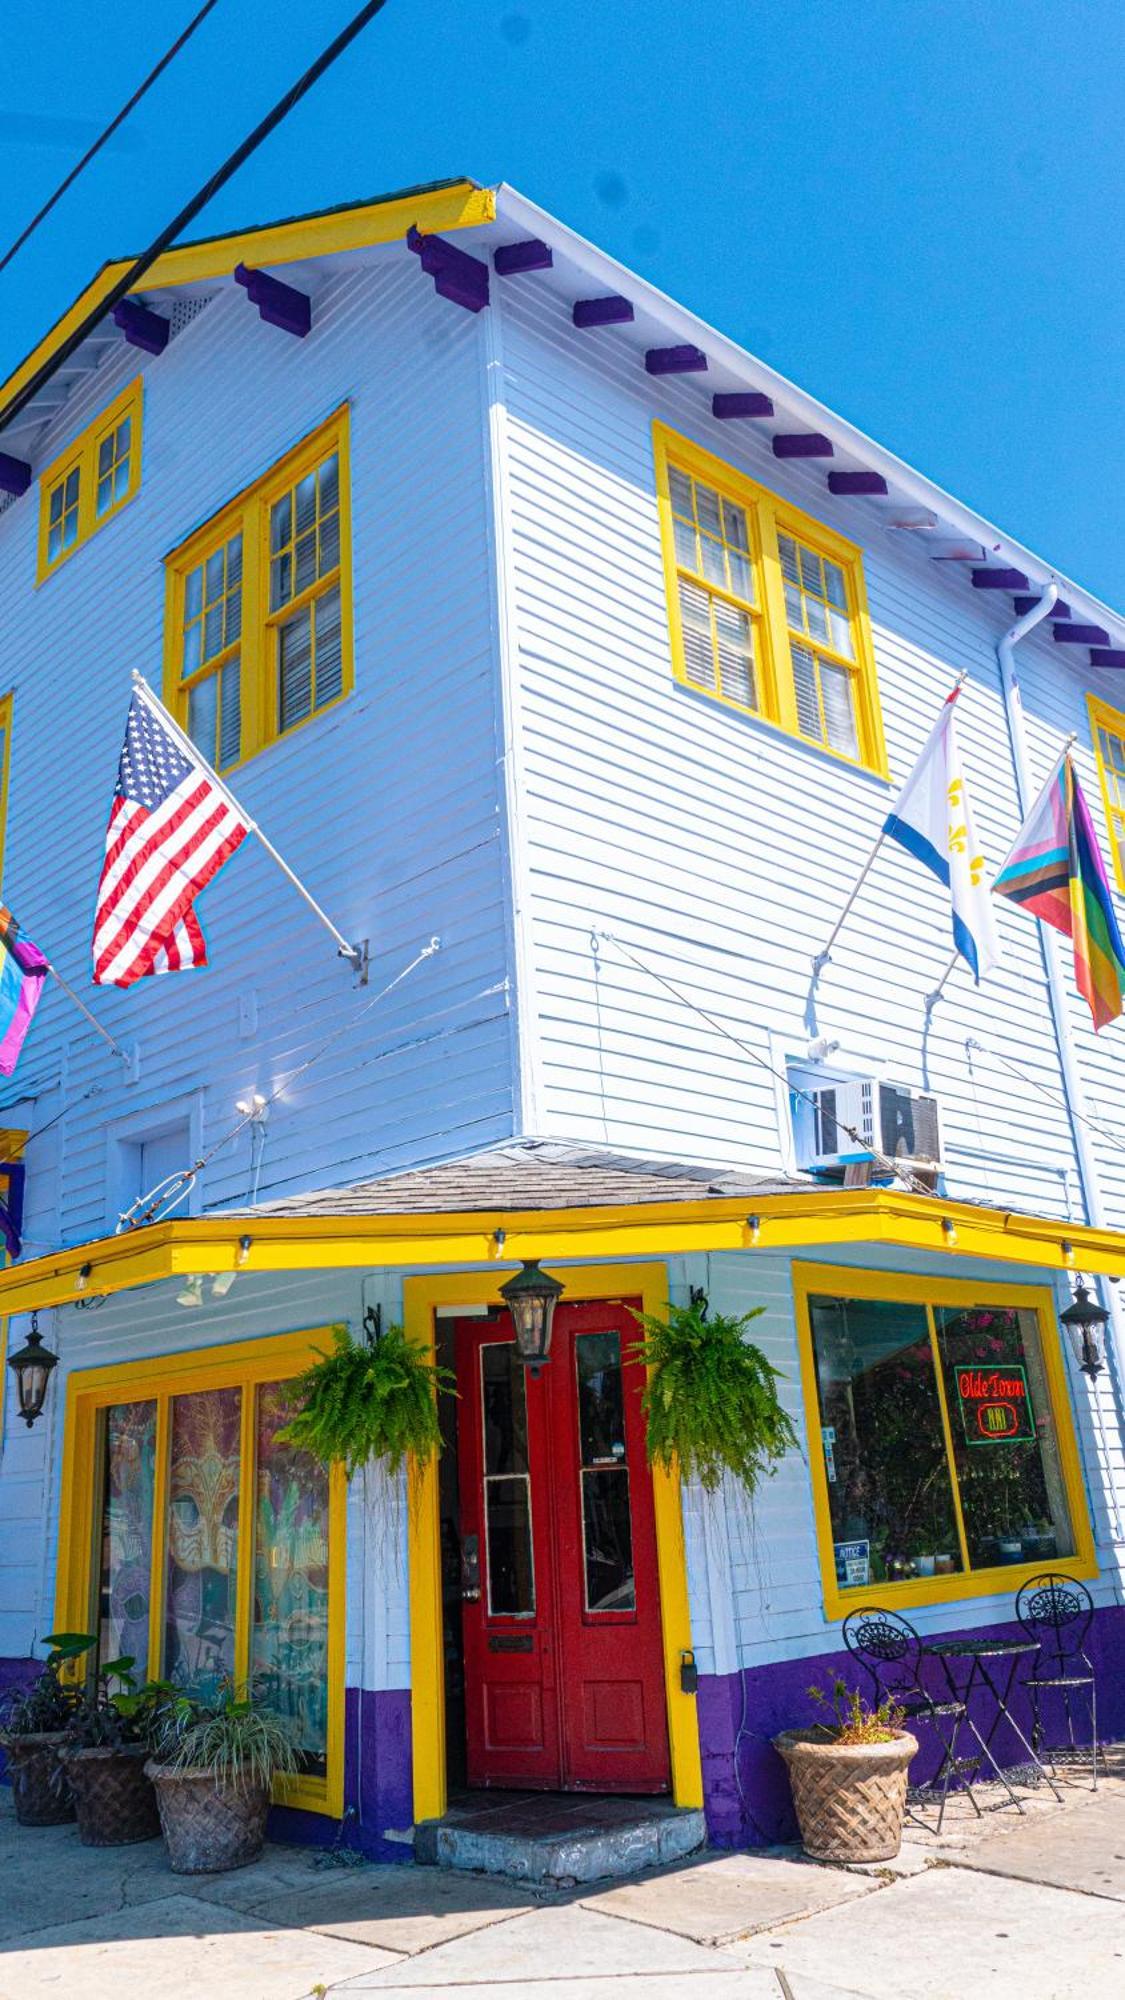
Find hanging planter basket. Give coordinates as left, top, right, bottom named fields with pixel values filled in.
left=146, top=1763, right=271, bottom=1874
left=1, top=1731, right=75, bottom=1826
left=62, top=1744, right=161, bottom=1847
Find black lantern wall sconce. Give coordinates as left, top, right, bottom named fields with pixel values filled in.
left=7, top=1311, right=58, bottom=1427
left=1060, top=1282, right=1109, bottom=1381
left=499, top=1259, right=565, bottom=1375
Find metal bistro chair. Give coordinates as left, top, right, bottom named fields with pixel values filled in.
left=1015, top=1573, right=1100, bottom=1787
left=843, top=1606, right=982, bottom=1833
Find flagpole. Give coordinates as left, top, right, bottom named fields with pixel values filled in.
left=44, top=961, right=132, bottom=1064
left=811, top=671, right=969, bottom=978
left=130, top=673, right=364, bottom=972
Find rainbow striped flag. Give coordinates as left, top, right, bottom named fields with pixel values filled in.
left=0, top=906, right=47, bottom=1076
left=993, top=753, right=1125, bottom=1031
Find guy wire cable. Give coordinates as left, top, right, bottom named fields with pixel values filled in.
left=0, top=0, right=223, bottom=277
left=0, top=0, right=397, bottom=436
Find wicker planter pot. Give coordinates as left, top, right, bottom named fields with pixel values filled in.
left=774, top=1728, right=919, bottom=1863
left=146, top=1762, right=270, bottom=1874
left=62, top=1744, right=160, bottom=1846
left=1, top=1732, right=75, bottom=1826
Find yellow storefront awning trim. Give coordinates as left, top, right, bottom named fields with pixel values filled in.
left=1, top=1187, right=1120, bottom=1316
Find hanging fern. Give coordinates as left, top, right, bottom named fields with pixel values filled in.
left=630, top=1299, right=797, bottom=1495
left=277, top=1323, right=453, bottom=1477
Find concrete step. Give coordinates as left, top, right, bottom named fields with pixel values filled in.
left=415, top=1792, right=707, bottom=1887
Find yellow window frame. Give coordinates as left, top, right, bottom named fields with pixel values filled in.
left=37, top=378, right=143, bottom=583
left=793, top=1263, right=1096, bottom=1624
left=53, top=1328, right=347, bottom=1818
left=162, top=408, right=353, bottom=772
left=1087, top=693, right=1125, bottom=895
left=653, top=422, right=888, bottom=777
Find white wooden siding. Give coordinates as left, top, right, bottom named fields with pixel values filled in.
left=0, top=252, right=515, bottom=1244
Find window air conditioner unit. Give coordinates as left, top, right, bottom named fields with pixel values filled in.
left=806, top=1078, right=942, bottom=1177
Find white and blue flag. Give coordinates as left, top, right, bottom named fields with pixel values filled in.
left=883, top=687, right=1002, bottom=981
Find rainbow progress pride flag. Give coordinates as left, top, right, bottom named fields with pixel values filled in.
left=0, top=906, right=47, bottom=1076
left=993, top=753, right=1125, bottom=1031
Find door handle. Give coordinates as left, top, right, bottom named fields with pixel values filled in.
left=461, top=1532, right=481, bottom=1602
left=461, top=1587, right=481, bottom=1601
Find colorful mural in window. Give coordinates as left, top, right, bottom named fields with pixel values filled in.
left=97, top=1400, right=157, bottom=1673
left=164, top=1387, right=241, bottom=1697
left=252, top=1381, right=330, bottom=1773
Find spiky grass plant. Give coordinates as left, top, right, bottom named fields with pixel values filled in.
left=630, top=1299, right=797, bottom=1495
left=155, top=1685, right=301, bottom=1792
left=277, top=1321, right=453, bottom=1477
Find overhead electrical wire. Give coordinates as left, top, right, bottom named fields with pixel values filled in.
left=0, top=0, right=223, bottom=280
left=0, top=0, right=396, bottom=436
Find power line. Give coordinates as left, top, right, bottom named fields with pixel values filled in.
left=0, top=0, right=396, bottom=437
left=0, top=0, right=223, bottom=279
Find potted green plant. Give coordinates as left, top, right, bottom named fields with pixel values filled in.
left=774, top=1680, right=918, bottom=1863
left=629, top=1298, right=797, bottom=1495
left=61, top=1655, right=169, bottom=1847
left=145, top=1683, right=301, bottom=1873
left=0, top=1632, right=92, bottom=1826
left=277, top=1320, right=452, bottom=1476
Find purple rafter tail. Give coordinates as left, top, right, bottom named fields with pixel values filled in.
left=573, top=295, right=633, bottom=328
left=113, top=299, right=170, bottom=355
left=0, top=453, right=30, bottom=496
left=407, top=226, right=489, bottom=313
left=493, top=239, right=552, bottom=276
left=234, top=263, right=311, bottom=337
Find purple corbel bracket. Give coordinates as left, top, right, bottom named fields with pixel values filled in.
left=827, top=470, right=887, bottom=496
left=0, top=453, right=31, bottom=497
left=406, top=226, right=490, bottom=314
left=1054, top=622, right=1110, bottom=645
left=713, top=392, right=774, bottom=419
left=971, top=567, right=1030, bottom=591
left=1014, top=595, right=1072, bottom=620
left=573, top=295, right=634, bottom=328
left=112, top=299, right=170, bottom=356
left=773, top=433, right=833, bottom=459
left=0, top=1163, right=25, bottom=1261
left=646, top=345, right=707, bottom=376
left=493, top=239, right=553, bottom=276
left=1091, top=648, right=1125, bottom=669
left=234, top=263, right=312, bottom=337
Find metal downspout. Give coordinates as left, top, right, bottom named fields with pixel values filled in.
left=998, top=586, right=1125, bottom=1458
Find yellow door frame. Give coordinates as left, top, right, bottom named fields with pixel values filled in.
left=402, top=1262, right=703, bottom=1825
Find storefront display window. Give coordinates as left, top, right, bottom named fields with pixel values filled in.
left=796, top=1268, right=1094, bottom=1616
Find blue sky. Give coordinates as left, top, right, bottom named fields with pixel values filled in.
left=3, top=0, right=1124, bottom=603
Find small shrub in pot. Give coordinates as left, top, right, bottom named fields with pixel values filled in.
left=146, top=1683, right=301, bottom=1874
left=774, top=1680, right=918, bottom=1863
left=0, top=1633, right=92, bottom=1826
left=61, top=1655, right=169, bottom=1847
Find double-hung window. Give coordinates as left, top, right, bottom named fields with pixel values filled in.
left=38, top=379, right=143, bottom=581
left=1088, top=694, right=1125, bottom=895
left=165, top=410, right=352, bottom=771
left=655, top=425, right=886, bottom=774
left=795, top=1265, right=1095, bottom=1620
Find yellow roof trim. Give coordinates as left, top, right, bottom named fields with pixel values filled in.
left=0, top=180, right=494, bottom=426
left=1, top=1187, right=1120, bottom=1316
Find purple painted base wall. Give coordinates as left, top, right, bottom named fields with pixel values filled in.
left=0, top=1657, right=39, bottom=1785
left=268, top=1687, right=414, bottom=1863
left=698, top=1603, right=1125, bottom=1848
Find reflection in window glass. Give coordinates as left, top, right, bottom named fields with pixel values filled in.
left=809, top=1296, right=964, bottom=1588
left=252, top=1382, right=330, bottom=1774
left=97, top=1401, right=157, bottom=1673
left=164, top=1388, right=241, bottom=1697
left=576, top=1331, right=635, bottom=1612
left=481, top=1344, right=534, bottom=1615
left=934, top=1307, right=1074, bottom=1569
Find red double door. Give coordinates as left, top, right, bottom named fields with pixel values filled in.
left=455, top=1299, right=671, bottom=1793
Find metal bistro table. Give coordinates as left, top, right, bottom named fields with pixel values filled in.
left=921, top=1636, right=1064, bottom=1812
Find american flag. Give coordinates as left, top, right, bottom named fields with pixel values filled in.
left=92, top=691, right=251, bottom=987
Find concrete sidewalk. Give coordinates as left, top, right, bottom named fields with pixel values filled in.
left=0, top=1762, right=1122, bottom=2000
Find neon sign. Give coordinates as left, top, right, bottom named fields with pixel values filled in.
left=956, top=1363, right=1035, bottom=1445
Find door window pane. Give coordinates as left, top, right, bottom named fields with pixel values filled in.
left=97, top=1401, right=157, bottom=1673
left=935, top=1307, right=1075, bottom=1569
left=809, top=1296, right=964, bottom=1588
left=252, top=1382, right=330, bottom=1774
left=164, top=1388, right=241, bottom=1697
left=481, top=1344, right=534, bottom=1614
left=576, top=1332, right=635, bottom=1612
